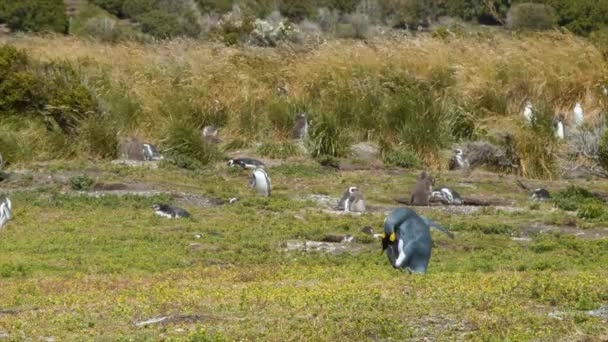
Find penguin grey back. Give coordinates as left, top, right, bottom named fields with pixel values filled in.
left=251, top=168, right=271, bottom=196
left=410, top=171, right=433, bottom=206
left=119, top=137, right=145, bottom=161
left=345, top=188, right=366, bottom=213
left=292, top=113, right=308, bottom=139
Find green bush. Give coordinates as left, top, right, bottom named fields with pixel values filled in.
left=0, top=0, right=68, bottom=33
left=598, top=126, right=608, bottom=171
left=506, top=3, right=558, bottom=31
left=552, top=186, right=600, bottom=212
left=307, top=115, right=350, bottom=158
left=382, top=148, right=421, bottom=168
left=257, top=141, right=301, bottom=159
left=577, top=201, right=607, bottom=220
left=590, top=26, right=608, bottom=61
left=0, top=45, right=41, bottom=115
left=162, top=121, right=223, bottom=170
left=70, top=175, right=95, bottom=191
left=90, top=0, right=126, bottom=17
left=77, top=115, right=119, bottom=159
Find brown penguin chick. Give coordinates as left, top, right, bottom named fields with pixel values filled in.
left=410, top=171, right=434, bottom=206
left=292, top=113, right=308, bottom=139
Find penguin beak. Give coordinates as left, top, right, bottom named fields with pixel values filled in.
left=381, top=232, right=395, bottom=253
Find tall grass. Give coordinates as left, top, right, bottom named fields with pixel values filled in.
left=0, top=31, right=606, bottom=172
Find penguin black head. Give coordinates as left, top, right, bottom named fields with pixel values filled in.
left=381, top=231, right=396, bottom=252
left=151, top=204, right=162, bottom=211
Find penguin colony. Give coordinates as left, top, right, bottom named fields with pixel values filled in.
left=0, top=112, right=567, bottom=274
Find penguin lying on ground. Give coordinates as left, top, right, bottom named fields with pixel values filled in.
left=516, top=180, right=551, bottom=201
left=151, top=204, right=191, bottom=218
left=227, top=158, right=265, bottom=169
left=251, top=168, right=271, bottom=197
left=381, top=208, right=454, bottom=273
left=431, top=187, right=463, bottom=205
left=0, top=196, right=13, bottom=231
left=142, top=143, right=163, bottom=161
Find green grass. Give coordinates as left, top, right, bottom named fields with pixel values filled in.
left=0, top=162, right=606, bottom=340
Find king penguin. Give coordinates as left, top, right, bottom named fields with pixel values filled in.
left=251, top=168, right=271, bottom=197
left=0, top=196, right=13, bottom=231
left=381, top=208, right=454, bottom=273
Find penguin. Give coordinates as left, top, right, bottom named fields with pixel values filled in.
left=337, top=186, right=357, bottom=210
left=227, top=158, right=265, bottom=169
left=251, top=168, right=271, bottom=197
left=431, top=187, right=463, bottom=205
left=573, top=102, right=584, bottom=127
left=202, top=126, right=220, bottom=144
left=292, top=113, right=309, bottom=140
left=142, top=143, right=163, bottom=161
left=553, top=114, right=565, bottom=139
left=381, top=208, right=454, bottom=273
left=516, top=180, right=551, bottom=201
left=151, top=204, right=191, bottom=219
left=344, top=187, right=366, bottom=213
left=410, top=171, right=433, bottom=206
left=448, top=148, right=469, bottom=170
left=523, top=100, right=534, bottom=123
left=0, top=196, right=13, bottom=231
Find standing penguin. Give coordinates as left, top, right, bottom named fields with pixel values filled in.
left=523, top=100, right=534, bottom=123
left=292, top=113, right=309, bottom=140
left=553, top=114, right=565, bottom=139
left=337, top=186, right=357, bottom=210
left=573, top=102, right=584, bottom=127
left=251, top=168, right=271, bottom=197
left=344, top=187, right=366, bottom=213
left=381, top=208, right=454, bottom=273
left=410, top=171, right=433, bottom=206
left=0, top=196, right=12, bottom=231
left=448, top=148, right=469, bottom=170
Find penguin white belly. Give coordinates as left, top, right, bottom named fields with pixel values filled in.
left=395, top=238, right=406, bottom=267
left=154, top=210, right=175, bottom=219
left=556, top=122, right=564, bottom=139
left=254, top=172, right=271, bottom=196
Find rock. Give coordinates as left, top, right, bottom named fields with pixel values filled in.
left=350, top=142, right=380, bottom=161
left=135, top=316, right=168, bottom=327
left=118, top=136, right=145, bottom=161
left=587, top=305, right=608, bottom=319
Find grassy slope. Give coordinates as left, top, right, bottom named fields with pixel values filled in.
left=0, top=160, right=607, bottom=340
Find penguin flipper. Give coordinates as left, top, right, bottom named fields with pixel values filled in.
left=420, top=216, right=454, bottom=239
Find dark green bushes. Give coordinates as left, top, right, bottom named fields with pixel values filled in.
left=506, top=3, right=558, bottom=31
left=0, top=0, right=68, bottom=33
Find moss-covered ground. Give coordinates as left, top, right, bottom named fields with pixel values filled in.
left=0, top=160, right=607, bottom=341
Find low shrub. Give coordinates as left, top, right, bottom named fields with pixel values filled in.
left=382, top=148, right=421, bottom=168
left=70, top=175, right=95, bottom=191
left=0, top=0, right=68, bottom=33
left=552, top=186, right=601, bottom=212
left=162, top=121, right=223, bottom=170
left=506, top=3, right=558, bottom=31
left=307, top=115, right=350, bottom=158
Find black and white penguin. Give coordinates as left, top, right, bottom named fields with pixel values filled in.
left=142, top=144, right=163, bottom=161
left=292, top=113, right=309, bottom=140
left=251, top=168, right=271, bottom=197
left=531, top=188, right=551, bottom=201
left=516, top=180, right=551, bottom=201
left=202, top=125, right=220, bottom=144
left=448, top=148, right=469, bottom=170
left=151, top=204, right=191, bottom=219
left=227, top=158, right=265, bottom=169
left=381, top=208, right=454, bottom=273
left=523, top=100, right=534, bottom=123
left=344, top=187, right=366, bottom=213
left=0, top=196, right=13, bottom=231
left=573, top=102, right=584, bottom=127
left=337, top=186, right=357, bottom=210
left=553, top=114, right=565, bottom=140
left=431, top=187, right=463, bottom=205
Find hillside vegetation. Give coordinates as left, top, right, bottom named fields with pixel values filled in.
left=1, top=31, right=607, bottom=177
